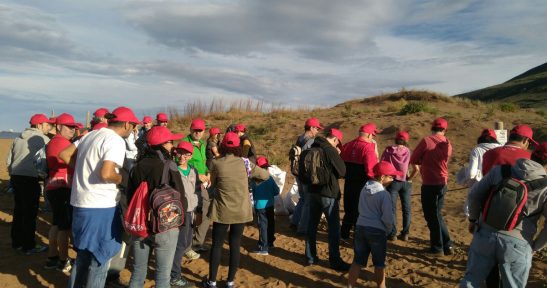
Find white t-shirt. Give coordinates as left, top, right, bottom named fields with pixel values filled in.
left=71, top=128, right=126, bottom=208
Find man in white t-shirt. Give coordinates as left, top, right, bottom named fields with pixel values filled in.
left=60, top=106, right=139, bottom=288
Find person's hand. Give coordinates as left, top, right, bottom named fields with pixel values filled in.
left=199, top=174, right=210, bottom=183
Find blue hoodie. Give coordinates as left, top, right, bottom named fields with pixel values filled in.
left=356, top=180, right=394, bottom=233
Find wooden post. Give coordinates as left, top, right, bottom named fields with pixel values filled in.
left=86, top=111, right=91, bottom=128
left=495, top=122, right=504, bottom=130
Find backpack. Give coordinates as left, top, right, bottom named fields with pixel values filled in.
left=33, top=145, right=48, bottom=179
left=288, top=144, right=302, bottom=176
left=298, top=147, right=330, bottom=185
left=123, top=181, right=150, bottom=238
left=149, top=161, right=184, bottom=234
left=481, top=165, right=546, bottom=231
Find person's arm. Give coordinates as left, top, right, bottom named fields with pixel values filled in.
left=270, top=177, right=280, bottom=197
left=126, top=131, right=138, bottom=152
left=364, top=146, right=378, bottom=179
left=241, top=139, right=252, bottom=158
left=250, top=162, right=270, bottom=181
left=6, top=142, right=13, bottom=174
left=100, top=160, right=122, bottom=184
left=381, top=192, right=394, bottom=233
left=59, top=143, right=77, bottom=168
left=409, top=139, right=426, bottom=166
left=329, top=148, right=346, bottom=178
left=468, top=166, right=501, bottom=223
left=467, top=148, right=480, bottom=181
left=532, top=201, right=547, bottom=252
left=408, top=164, right=420, bottom=181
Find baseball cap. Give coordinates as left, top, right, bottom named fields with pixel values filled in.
left=395, top=131, right=410, bottom=141
left=373, top=161, right=404, bottom=178
left=532, top=142, right=547, bottom=163
left=510, top=124, right=537, bottom=146
left=222, top=132, right=241, bottom=148
left=110, top=107, right=140, bottom=124
left=146, top=126, right=184, bottom=146
left=329, top=128, right=343, bottom=142
left=480, top=128, right=497, bottom=139
left=234, top=124, right=246, bottom=133
left=209, top=127, right=221, bottom=135
left=190, top=119, right=206, bottom=130
left=176, top=141, right=194, bottom=154
left=142, top=116, right=153, bottom=124
left=256, top=156, right=270, bottom=168
left=30, top=114, right=55, bottom=125
left=431, top=118, right=448, bottom=130
left=94, top=108, right=109, bottom=118
left=359, top=123, right=379, bottom=135
left=156, top=112, right=168, bottom=122
left=305, top=118, right=323, bottom=129
left=56, top=113, right=83, bottom=128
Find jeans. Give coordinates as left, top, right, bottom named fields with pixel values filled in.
left=341, top=179, right=365, bottom=238
left=10, top=176, right=41, bottom=250
left=460, top=225, right=532, bottom=288
left=209, top=223, right=245, bottom=282
left=256, top=207, right=275, bottom=251
left=305, top=194, right=342, bottom=265
left=68, top=249, right=111, bottom=288
left=171, top=212, right=193, bottom=280
left=129, top=228, right=179, bottom=288
left=107, top=242, right=129, bottom=282
left=421, top=185, right=452, bottom=253
left=387, top=180, right=412, bottom=237
left=353, top=226, right=387, bottom=268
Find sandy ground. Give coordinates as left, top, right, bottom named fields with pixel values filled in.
left=0, top=138, right=545, bottom=288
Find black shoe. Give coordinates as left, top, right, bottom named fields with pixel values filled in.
left=444, top=246, right=454, bottom=256
left=426, top=249, right=444, bottom=257
left=397, top=233, right=409, bottom=241
left=201, top=279, right=217, bottom=288
left=387, top=234, right=397, bottom=241
left=330, top=261, right=350, bottom=272
left=44, top=257, right=59, bottom=269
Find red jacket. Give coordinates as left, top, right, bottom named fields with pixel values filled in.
left=341, top=137, right=377, bottom=179
left=410, top=134, right=452, bottom=185
left=481, top=145, right=531, bottom=175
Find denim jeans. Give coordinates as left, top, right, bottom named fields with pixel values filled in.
left=387, top=180, right=412, bottom=237
left=256, top=206, right=275, bottom=251
left=171, top=212, right=193, bottom=280
left=421, top=184, right=452, bottom=252
left=68, top=249, right=111, bottom=288
left=353, top=226, right=387, bottom=268
left=129, top=228, right=179, bottom=288
left=460, top=225, right=532, bottom=288
left=305, top=194, right=342, bottom=265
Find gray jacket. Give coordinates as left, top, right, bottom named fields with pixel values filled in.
left=7, top=128, right=50, bottom=177
left=469, top=158, right=547, bottom=251
left=178, top=166, right=202, bottom=213
left=356, top=180, right=394, bottom=233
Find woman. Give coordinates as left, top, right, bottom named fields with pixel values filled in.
left=206, top=127, right=222, bottom=171
left=202, top=132, right=269, bottom=288
left=127, top=126, right=187, bottom=288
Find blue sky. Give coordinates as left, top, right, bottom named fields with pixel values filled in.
left=1, top=0, right=546, bottom=131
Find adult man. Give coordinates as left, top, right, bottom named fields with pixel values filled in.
left=340, top=123, right=379, bottom=239
left=409, top=117, right=453, bottom=255
left=156, top=112, right=169, bottom=126
left=7, top=114, right=53, bottom=254
left=482, top=124, right=534, bottom=175
left=460, top=158, right=546, bottom=287
left=234, top=123, right=257, bottom=163
left=62, top=106, right=139, bottom=288
left=90, top=108, right=109, bottom=130
left=135, top=115, right=153, bottom=158
left=304, top=128, right=349, bottom=271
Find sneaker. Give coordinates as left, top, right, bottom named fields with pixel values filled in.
left=57, top=258, right=72, bottom=273
left=331, top=261, right=351, bottom=272
left=170, top=276, right=194, bottom=287
left=426, top=249, right=444, bottom=257
left=444, top=246, right=454, bottom=256
left=201, top=279, right=217, bottom=288
left=225, top=282, right=234, bottom=288
left=185, top=249, right=200, bottom=260
left=397, top=233, right=409, bottom=241
left=44, top=257, right=59, bottom=269
left=24, top=244, right=48, bottom=255
left=251, top=250, right=269, bottom=256
left=387, top=234, right=397, bottom=241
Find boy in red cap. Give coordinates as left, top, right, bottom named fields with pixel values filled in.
left=348, top=161, right=398, bottom=288
left=156, top=112, right=169, bottom=126
left=234, top=123, right=257, bottom=163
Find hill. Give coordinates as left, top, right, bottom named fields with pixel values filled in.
left=0, top=131, right=19, bottom=139
left=455, top=62, right=547, bottom=108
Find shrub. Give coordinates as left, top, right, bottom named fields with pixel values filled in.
left=499, top=102, right=517, bottom=112
left=399, top=101, right=431, bottom=115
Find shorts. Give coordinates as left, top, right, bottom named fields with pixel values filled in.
left=46, top=188, right=72, bottom=230
left=353, top=225, right=387, bottom=268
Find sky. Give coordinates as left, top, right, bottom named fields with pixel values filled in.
left=1, top=0, right=546, bottom=132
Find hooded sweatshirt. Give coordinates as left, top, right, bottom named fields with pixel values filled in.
left=468, top=159, right=547, bottom=251
left=381, top=145, right=411, bottom=181
left=410, top=134, right=452, bottom=185
left=356, top=180, right=394, bottom=233
left=7, top=128, right=50, bottom=177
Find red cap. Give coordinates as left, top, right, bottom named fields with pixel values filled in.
left=480, top=128, right=497, bottom=139
left=94, top=108, right=109, bottom=118
left=234, top=124, right=246, bottom=133
left=30, top=114, right=54, bottom=125
left=110, top=106, right=140, bottom=124
left=359, top=123, right=379, bottom=135
left=305, top=118, right=323, bottom=129
left=222, top=132, right=241, bottom=148
left=142, top=116, right=153, bottom=124
left=510, top=124, right=537, bottom=146
left=146, top=126, right=184, bottom=146
left=176, top=141, right=194, bottom=154
left=156, top=112, right=168, bottom=122
left=256, top=156, right=270, bottom=168
left=56, top=113, right=83, bottom=128
left=395, top=131, right=409, bottom=141
left=532, top=142, right=547, bottom=163
left=190, top=119, right=206, bottom=130
left=209, top=127, right=221, bottom=135
left=373, top=161, right=404, bottom=178
left=329, top=128, right=343, bottom=142
left=432, top=118, right=448, bottom=130
left=92, top=122, right=108, bottom=130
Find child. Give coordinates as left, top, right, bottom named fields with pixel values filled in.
left=251, top=156, right=280, bottom=255
left=348, top=161, right=399, bottom=288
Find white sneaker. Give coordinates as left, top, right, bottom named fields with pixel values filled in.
left=57, top=258, right=72, bottom=273
left=184, top=249, right=200, bottom=260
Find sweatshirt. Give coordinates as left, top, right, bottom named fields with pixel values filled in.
left=7, top=128, right=50, bottom=177
left=381, top=145, right=411, bottom=182
left=356, top=180, right=394, bottom=233
left=410, top=134, right=452, bottom=185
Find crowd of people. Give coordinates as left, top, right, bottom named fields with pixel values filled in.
left=6, top=106, right=546, bottom=288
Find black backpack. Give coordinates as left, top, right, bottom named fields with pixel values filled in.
left=298, top=147, right=330, bottom=185
left=149, top=161, right=184, bottom=234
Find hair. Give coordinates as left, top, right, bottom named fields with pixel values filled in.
left=150, top=144, right=172, bottom=159
left=108, top=121, right=126, bottom=128
left=431, top=127, right=445, bottom=133
left=30, top=124, right=37, bottom=128
left=219, top=145, right=241, bottom=157
left=395, top=138, right=407, bottom=146
left=531, top=154, right=547, bottom=166
left=304, top=125, right=312, bottom=131
left=508, top=133, right=526, bottom=143
left=477, top=135, right=499, bottom=145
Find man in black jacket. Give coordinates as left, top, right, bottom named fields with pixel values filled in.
left=304, top=128, right=349, bottom=271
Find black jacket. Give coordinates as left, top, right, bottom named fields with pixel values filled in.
left=308, top=136, right=346, bottom=199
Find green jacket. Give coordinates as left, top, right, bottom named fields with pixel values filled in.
left=182, top=135, right=208, bottom=175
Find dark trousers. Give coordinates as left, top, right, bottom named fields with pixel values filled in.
left=10, top=175, right=41, bottom=250
left=421, top=184, right=452, bottom=253
left=387, top=180, right=412, bottom=237
left=209, top=222, right=245, bottom=282
left=256, top=207, right=275, bottom=251
left=171, top=212, right=193, bottom=280
left=341, top=179, right=365, bottom=238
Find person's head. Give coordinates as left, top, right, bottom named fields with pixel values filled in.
left=142, top=116, right=153, bottom=131
left=477, top=128, right=498, bottom=144
left=395, top=131, right=409, bottom=146
left=359, top=123, right=379, bottom=140
left=29, top=113, right=54, bottom=135
left=373, top=161, right=403, bottom=187
left=431, top=118, right=448, bottom=134
left=55, top=113, right=83, bottom=140
left=304, top=118, right=323, bottom=137
left=156, top=112, right=169, bottom=126
left=146, top=126, right=184, bottom=156
left=234, top=124, right=246, bottom=137
left=105, top=107, right=140, bottom=138
left=93, top=108, right=109, bottom=124
left=256, top=156, right=270, bottom=169
left=219, top=132, right=241, bottom=156
left=190, top=118, right=206, bottom=141
left=326, top=128, right=343, bottom=148
left=208, top=127, right=222, bottom=141
left=508, top=124, right=537, bottom=149
left=531, top=142, right=547, bottom=170
left=174, top=141, right=194, bottom=166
